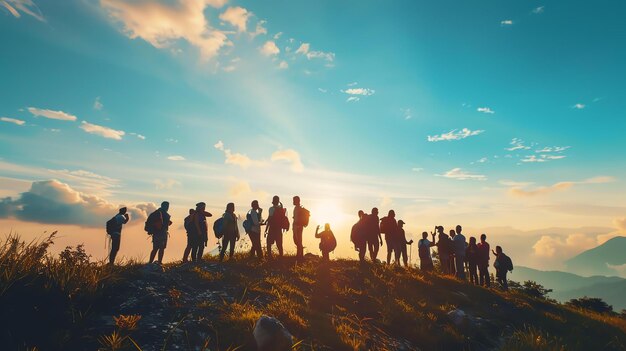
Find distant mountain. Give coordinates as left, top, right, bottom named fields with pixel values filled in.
left=565, top=236, right=626, bottom=277
left=513, top=266, right=626, bottom=310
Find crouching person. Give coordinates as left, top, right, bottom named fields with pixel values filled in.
left=315, top=224, right=337, bottom=261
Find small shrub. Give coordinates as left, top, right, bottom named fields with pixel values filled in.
left=566, top=296, right=613, bottom=314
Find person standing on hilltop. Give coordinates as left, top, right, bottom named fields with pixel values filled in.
left=493, top=246, right=513, bottom=290
left=106, top=207, right=129, bottom=266
left=247, top=200, right=264, bottom=259
left=465, top=237, right=479, bottom=285
left=449, top=229, right=457, bottom=276
left=266, top=196, right=288, bottom=259
left=315, top=223, right=337, bottom=261
left=351, top=210, right=368, bottom=263
left=418, top=231, right=436, bottom=271
left=147, top=201, right=172, bottom=265
left=182, top=208, right=196, bottom=263
left=434, top=226, right=452, bottom=274
left=292, top=196, right=310, bottom=261
left=366, top=207, right=383, bottom=262
left=380, top=210, right=399, bottom=265
left=219, top=202, right=239, bottom=262
left=193, top=202, right=212, bottom=262
left=453, top=225, right=467, bottom=280
left=477, top=234, right=491, bottom=287
left=395, top=220, right=413, bottom=267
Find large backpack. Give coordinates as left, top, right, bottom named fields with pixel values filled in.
left=144, top=210, right=163, bottom=234
left=271, top=205, right=290, bottom=231
left=298, top=207, right=310, bottom=227
left=184, top=214, right=195, bottom=234
left=243, top=211, right=254, bottom=233
left=379, top=217, right=391, bottom=234
left=213, top=217, right=224, bottom=239
left=504, top=255, right=514, bottom=271
left=327, top=233, right=337, bottom=252
left=106, top=216, right=119, bottom=235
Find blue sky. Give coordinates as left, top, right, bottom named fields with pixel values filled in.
left=1, top=0, right=625, bottom=268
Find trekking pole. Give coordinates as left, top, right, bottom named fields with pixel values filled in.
left=409, top=242, right=412, bottom=266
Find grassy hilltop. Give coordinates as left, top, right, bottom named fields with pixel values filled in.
left=1, top=234, right=625, bottom=351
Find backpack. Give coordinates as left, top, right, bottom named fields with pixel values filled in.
left=504, top=255, right=514, bottom=271
left=243, top=211, right=253, bottom=233
left=298, top=207, right=310, bottom=227
left=184, top=214, right=195, bottom=234
left=328, top=233, right=337, bottom=252
left=213, top=217, right=224, bottom=239
left=106, top=216, right=119, bottom=235
left=271, top=205, right=290, bottom=231
left=144, top=210, right=163, bottom=234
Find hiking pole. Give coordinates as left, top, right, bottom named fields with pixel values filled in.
left=409, top=241, right=412, bottom=266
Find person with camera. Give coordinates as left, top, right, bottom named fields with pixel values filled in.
left=106, top=207, right=129, bottom=266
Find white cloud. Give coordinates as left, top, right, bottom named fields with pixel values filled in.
left=278, top=60, right=288, bottom=69
left=93, top=96, right=103, bottom=110
left=28, top=107, right=77, bottom=121
left=167, top=155, right=186, bottom=161
left=347, top=82, right=358, bottom=87
left=318, top=88, right=327, bottom=93
left=402, top=108, right=412, bottom=120
left=271, top=149, right=304, bottom=172
left=477, top=157, right=488, bottom=163
left=411, top=167, right=423, bottom=172
left=477, top=107, right=495, bottom=114
left=427, top=128, right=484, bottom=142
left=1, top=0, right=44, bottom=21
left=521, top=154, right=567, bottom=163
left=101, top=0, right=230, bottom=61
left=250, top=20, right=267, bottom=38
left=501, top=20, right=513, bottom=25
left=1, top=117, right=25, bottom=126
left=273, top=32, right=282, bottom=40
left=79, top=121, right=125, bottom=140
left=259, top=40, right=280, bottom=56
left=535, top=146, right=570, bottom=153
left=508, top=176, right=614, bottom=197
left=573, top=103, right=585, bottom=109
left=437, top=168, right=486, bottom=181
left=214, top=141, right=266, bottom=168
left=154, top=178, right=181, bottom=190
left=346, top=96, right=360, bottom=103
left=343, top=88, right=375, bottom=96
left=306, top=50, right=335, bottom=62
left=219, top=6, right=250, bottom=32
left=295, top=43, right=310, bottom=55
left=166, top=138, right=179, bottom=143
left=506, top=138, right=531, bottom=151
left=129, top=132, right=146, bottom=140
left=214, top=140, right=224, bottom=150
left=532, top=6, right=545, bottom=14
left=533, top=233, right=596, bottom=259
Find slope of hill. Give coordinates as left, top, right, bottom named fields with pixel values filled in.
left=514, top=266, right=626, bottom=310
left=1, top=235, right=626, bottom=351
left=566, top=236, right=626, bottom=277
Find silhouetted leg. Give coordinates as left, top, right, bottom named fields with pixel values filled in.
left=276, top=233, right=283, bottom=257
left=149, top=248, right=157, bottom=263
left=386, top=240, right=392, bottom=264
left=157, top=248, right=164, bottom=263
left=456, top=256, right=466, bottom=279
left=372, top=240, right=380, bottom=261
left=401, top=246, right=408, bottom=267
left=293, top=226, right=303, bottom=259
left=357, top=242, right=366, bottom=262
left=109, top=233, right=120, bottom=265
left=322, top=251, right=330, bottom=261
left=183, top=246, right=191, bottom=262
left=228, top=236, right=236, bottom=259
left=266, top=234, right=273, bottom=259
left=219, top=237, right=228, bottom=262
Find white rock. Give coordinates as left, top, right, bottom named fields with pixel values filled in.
left=253, top=315, right=294, bottom=351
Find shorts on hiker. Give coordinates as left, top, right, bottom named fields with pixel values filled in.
left=152, top=232, right=168, bottom=250
left=109, top=232, right=121, bottom=252
left=187, top=233, right=201, bottom=247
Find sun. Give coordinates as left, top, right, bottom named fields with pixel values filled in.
left=308, top=199, right=350, bottom=229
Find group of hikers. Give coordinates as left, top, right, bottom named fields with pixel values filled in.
left=105, top=196, right=514, bottom=290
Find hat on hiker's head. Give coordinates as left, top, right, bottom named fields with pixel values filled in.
left=398, top=220, right=405, bottom=225
left=119, top=207, right=127, bottom=214
left=196, top=202, right=206, bottom=208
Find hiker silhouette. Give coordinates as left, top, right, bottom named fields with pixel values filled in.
left=452, top=225, right=467, bottom=280
left=292, top=196, right=306, bottom=261
left=266, top=196, right=287, bottom=259
left=106, top=207, right=129, bottom=266
left=466, top=236, right=479, bottom=284
left=381, top=210, right=398, bottom=265
left=315, top=223, right=337, bottom=261
left=147, top=201, right=172, bottom=264
left=395, top=220, right=413, bottom=267
left=351, top=210, right=367, bottom=263
left=366, top=207, right=382, bottom=262
left=246, top=200, right=264, bottom=259
left=493, top=245, right=513, bottom=290
left=477, top=234, right=491, bottom=287
left=418, top=231, right=435, bottom=271
left=219, top=203, right=240, bottom=262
